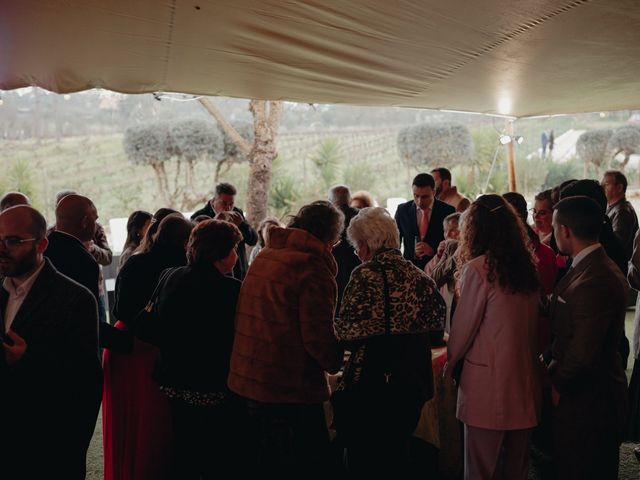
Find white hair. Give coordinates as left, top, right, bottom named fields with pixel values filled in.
left=347, top=207, right=400, bottom=253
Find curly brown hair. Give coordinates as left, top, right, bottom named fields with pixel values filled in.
left=456, top=194, right=539, bottom=294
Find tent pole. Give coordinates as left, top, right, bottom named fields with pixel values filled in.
left=506, top=119, right=517, bottom=192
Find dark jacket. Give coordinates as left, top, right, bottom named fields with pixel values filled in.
left=607, top=198, right=639, bottom=261
left=551, top=247, right=628, bottom=433
left=113, top=244, right=188, bottom=324
left=46, top=230, right=130, bottom=351
left=190, top=202, right=258, bottom=280
left=139, top=264, right=241, bottom=393
left=46, top=230, right=99, bottom=300
left=0, top=259, right=102, bottom=478
left=394, top=199, right=455, bottom=269
left=332, top=204, right=361, bottom=315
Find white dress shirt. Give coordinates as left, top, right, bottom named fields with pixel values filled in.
left=3, top=260, right=45, bottom=333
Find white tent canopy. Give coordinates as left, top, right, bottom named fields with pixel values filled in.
left=1, top=0, right=639, bottom=118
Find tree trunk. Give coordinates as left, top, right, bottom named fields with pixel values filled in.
left=151, top=162, right=173, bottom=207
left=246, top=100, right=283, bottom=228
left=199, top=97, right=282, bottom=228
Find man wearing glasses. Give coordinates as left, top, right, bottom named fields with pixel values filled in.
left=0, top=205, right=102, bottom=478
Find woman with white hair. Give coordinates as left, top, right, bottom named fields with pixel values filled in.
left=332, top=207, right=445, bottom=474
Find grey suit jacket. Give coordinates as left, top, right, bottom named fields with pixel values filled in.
left=551, top=247, right=628, bottom=431
left=607, top=199, right=638, bottom=260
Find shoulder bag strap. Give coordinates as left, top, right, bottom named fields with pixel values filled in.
left=373, top=260, right=393, bottom=383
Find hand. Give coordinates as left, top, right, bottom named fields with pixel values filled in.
left=415, top=242, right=434, bottom=258
left=3, top=330, right=27, bottom=365
left=437, top=240, right=447, bottom=257
left=225, top=211, right=244, bottom=226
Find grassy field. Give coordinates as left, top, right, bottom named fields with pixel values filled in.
left=0, top=129, right=410, bottom=226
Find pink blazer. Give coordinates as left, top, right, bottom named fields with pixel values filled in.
left=447, top=255, right=542, bottom=430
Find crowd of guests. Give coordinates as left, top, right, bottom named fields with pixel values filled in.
left=0, top=166, right=638, bottom=479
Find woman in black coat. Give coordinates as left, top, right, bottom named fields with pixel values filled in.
left=103, top=213, right=193, bottom=480
left=140, top=219, right=246, bottom=479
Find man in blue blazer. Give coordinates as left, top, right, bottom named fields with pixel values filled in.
left=394, top=173, right=456, bottom=270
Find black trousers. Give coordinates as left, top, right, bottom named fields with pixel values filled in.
left=553, top=419, right=620, bottom=480
left=169, top=399, right=247, bottom=480
left=245, top=401, right=334, bottom=475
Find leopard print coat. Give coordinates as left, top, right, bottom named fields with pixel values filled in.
left=335, top=248, right=446, bottom=389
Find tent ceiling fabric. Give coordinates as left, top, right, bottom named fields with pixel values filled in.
left=1, top=0, right=639, bottom=118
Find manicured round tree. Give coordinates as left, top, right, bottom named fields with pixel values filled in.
left=123, top=121, right=171, bottom=166
left=397, top=122, right=474, bottom=168
left=608, top=125, right=640, bottom=170
left=170, top=118, right=225, bottom=162
left=576, top=129, right=612, bottom=169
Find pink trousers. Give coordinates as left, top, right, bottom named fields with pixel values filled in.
left=464, top=424, right=530, bottom=480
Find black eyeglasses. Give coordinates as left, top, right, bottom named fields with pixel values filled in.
left=0, top=237, right=37, bottom=249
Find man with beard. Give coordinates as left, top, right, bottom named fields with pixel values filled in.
left=548, top=196, right=628, bottom=479
left=0, top=205, right=102, bottom=478
left=430, top=167, right=470, bottom=212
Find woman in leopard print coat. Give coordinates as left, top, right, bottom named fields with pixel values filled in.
left=334, top=207, right=445, bottom=473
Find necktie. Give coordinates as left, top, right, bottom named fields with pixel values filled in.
left=419, top=208, right=430, bottom=239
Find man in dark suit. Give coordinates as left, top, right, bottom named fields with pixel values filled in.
left=328, top=185, right=361, bottom=315
left=46, top=194, right=131, bottom=351
left=0, top=205, right=102, bottom=478
left=394, top=173, right=455, bottom=270
left=191, top=182, right=258, bottom=280
left=549, top=196, right=628, bottom=479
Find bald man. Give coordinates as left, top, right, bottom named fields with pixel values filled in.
left=0, top=191, right=30, bottom=212
left=0, top=205, right=102, bottom=478
left=47, top=195, right=100, bottom=298
left=46, top=195, right=130, bottom=351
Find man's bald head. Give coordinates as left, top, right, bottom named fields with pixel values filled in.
left=55, top=194, right=98, bottom=242
left=0, top=192, right=31, bottom=212
left=55, top=190, right=77, bottom=205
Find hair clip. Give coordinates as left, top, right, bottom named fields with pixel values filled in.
left=490, top=205, right=504, bottom=213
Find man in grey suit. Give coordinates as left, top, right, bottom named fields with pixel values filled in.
left=549, top=196, right=628, bottom=479
left=602, top=170, right=638, bottom=260
left=0, top=205, right=102, bottom=479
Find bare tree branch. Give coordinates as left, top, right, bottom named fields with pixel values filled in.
left=198, top=97, right=252, bottom=155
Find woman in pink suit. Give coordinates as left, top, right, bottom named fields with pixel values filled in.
left=446, top=194, right=542, bottom=480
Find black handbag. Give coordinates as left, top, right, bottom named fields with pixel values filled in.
left=331, top=262, right=425, bottom=441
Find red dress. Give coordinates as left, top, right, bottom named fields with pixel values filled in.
left=102, top=321, right=172, bottom=480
